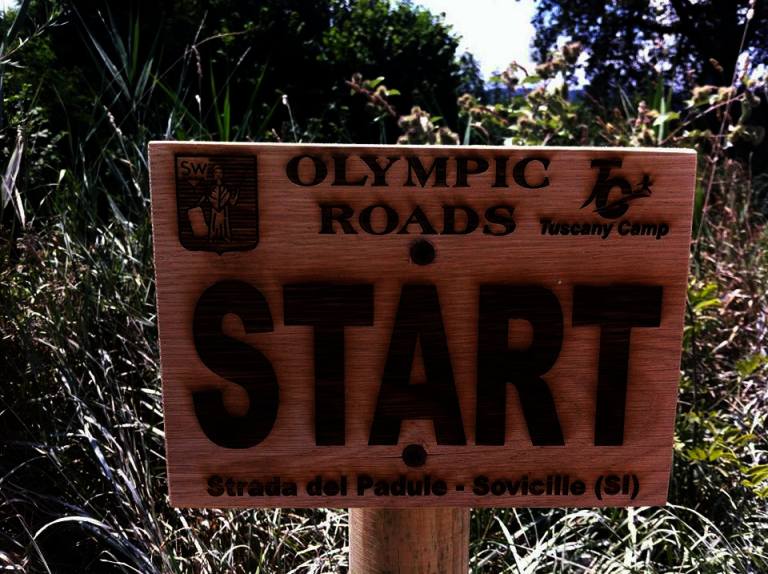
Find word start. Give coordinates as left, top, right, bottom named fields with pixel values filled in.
left=192, top=281, right=662, bottom=450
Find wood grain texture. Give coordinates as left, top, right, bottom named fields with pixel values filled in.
left=148, top=142, right=696, bottom=508
left=349, top=508, right=469, bottom=573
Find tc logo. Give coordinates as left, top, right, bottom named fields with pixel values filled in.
left=175, top=155, right=259, bottom=253
left=581, top=159, right=652, bottom=219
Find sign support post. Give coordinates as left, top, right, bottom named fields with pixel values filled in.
left=349, top=508, right=469, bottom=573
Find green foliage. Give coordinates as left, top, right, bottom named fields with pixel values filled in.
left=396, top=105, right=458, bottom=145
left=1, top=1, right=768, bottom=572
left=531, top=0, right=768, bottom=91
left=454, top=46, right=591, bottom=148
left=18, top=0, right=474, bottom=147
left=683, top=281, right=721, bottom=349
left=345, top=73, right=400, bottom=144
left=321, top=0, right=467, bottom=134
left=529, top=0, right=768, bottom=181
left=672, top=168, right=768, bottom=531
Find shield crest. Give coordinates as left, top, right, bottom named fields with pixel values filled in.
left=174, top=155, right=259, bottom=253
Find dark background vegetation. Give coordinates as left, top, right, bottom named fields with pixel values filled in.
left=1, top=0, right=767, bottom=572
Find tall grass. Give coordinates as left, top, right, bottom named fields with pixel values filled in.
left=1, top=5, right=767, bottom=573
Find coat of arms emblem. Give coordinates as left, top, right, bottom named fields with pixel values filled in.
left=175, top=155, right=259, bottom=253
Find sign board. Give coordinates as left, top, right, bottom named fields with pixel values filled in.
left=149, top=142, right=695, bottom=508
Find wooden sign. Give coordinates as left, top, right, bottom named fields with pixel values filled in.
left=149, top=142, right=696, bottom=508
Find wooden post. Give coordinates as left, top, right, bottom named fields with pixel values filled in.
left=349, top=508, right=469, bottom=573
